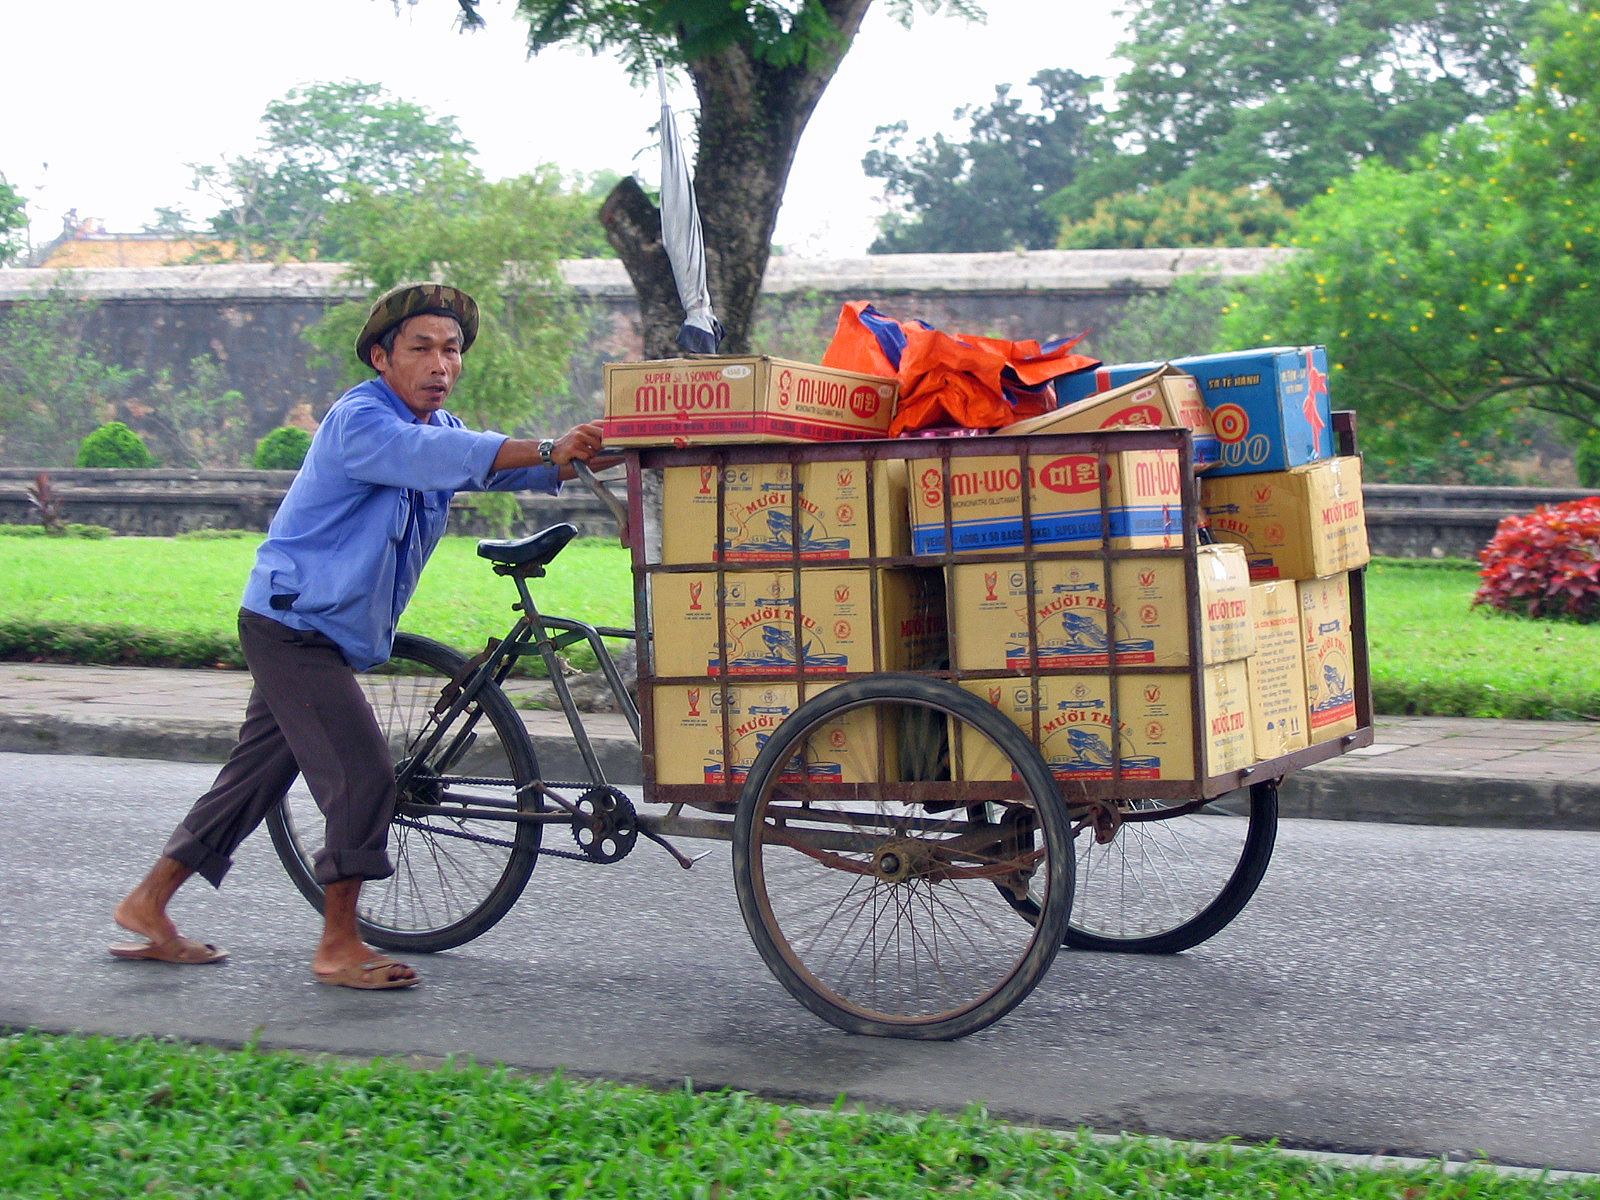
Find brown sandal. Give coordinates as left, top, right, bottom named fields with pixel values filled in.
left=313, top=957, right=419, bottom=990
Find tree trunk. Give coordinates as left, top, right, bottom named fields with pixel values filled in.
left=599, top=0, right=875, bottom=360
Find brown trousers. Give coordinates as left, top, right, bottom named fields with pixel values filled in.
left=162, top=610, right=396, bottom=887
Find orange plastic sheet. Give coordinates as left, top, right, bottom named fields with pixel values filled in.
left=821, top=300, right=1099, bottom=436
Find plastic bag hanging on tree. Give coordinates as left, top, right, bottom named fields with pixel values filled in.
left=821, top=300, right=1097, bottom=436
left=657, top=63, right=723, bottom=354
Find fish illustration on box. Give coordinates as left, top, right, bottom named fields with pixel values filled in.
left=721, top=621, right=849, bottom=673
left=726, top=502, right=850, bottom=559
left=1046, top=728, right=1162, bottom=777
left=748, top=729, right=843, bottom=782
left=1062, top=727, right=1114, bottom=768
left=1007, top=610, right=1156, bottom=666
left=1322, top=661, right=1351, bottom=704
left=763, top=508, right=849, bottom=555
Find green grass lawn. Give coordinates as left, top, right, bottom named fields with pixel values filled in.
left=4, top=1030, right=1592, bottom=1199
left=4, top=533, right=1600, bottom=718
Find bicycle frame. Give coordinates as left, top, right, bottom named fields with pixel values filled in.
left=393, top=555, right=639, bottom=804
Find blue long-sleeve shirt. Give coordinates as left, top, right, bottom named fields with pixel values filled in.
left=240, top=377, right=561, bottom=670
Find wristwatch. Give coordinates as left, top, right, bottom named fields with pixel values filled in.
left=538, top=438, right=555, bottom=466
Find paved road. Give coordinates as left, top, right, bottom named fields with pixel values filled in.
left=6, top=752, right=1600, bottom=1174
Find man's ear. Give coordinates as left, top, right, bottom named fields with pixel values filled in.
left=368, top=344, right=390, bottom=375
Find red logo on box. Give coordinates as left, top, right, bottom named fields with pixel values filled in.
left=849, top=385, right=882, bottom=419
left=1040, top=456, right=1103, bottom=495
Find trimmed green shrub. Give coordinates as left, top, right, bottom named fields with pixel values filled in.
left=0, top=616, right=244, bottom=669
left=0, top=523, right=113, bottom=539
left=252, top=426, right=312, bottom=470
left=1473, top=497, right=1600, bottom=621
left=75, top=422, right=155, bottom=468
left=174, top=528, right=258, bottom=541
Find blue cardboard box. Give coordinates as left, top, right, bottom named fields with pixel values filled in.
left=1057, top=347, right=1333, bottom=476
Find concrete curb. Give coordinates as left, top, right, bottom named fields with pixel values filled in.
left=1277, top=767, right=1600, bottom=831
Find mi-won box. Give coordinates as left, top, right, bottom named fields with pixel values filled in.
left=604, top=357, right=897, bottom=446
left=908, top=448, right=1184, bottom=555
left=1002, top=365, right=1220, bottom=471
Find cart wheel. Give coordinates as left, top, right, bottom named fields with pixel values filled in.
left=991, top=781, right=1278, bottom=954
left=266, top=633, right=543, bottom=953
left=732, top=676, right=1072, bottom=1040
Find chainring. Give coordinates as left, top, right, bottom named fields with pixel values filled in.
left=571, top=785, right=639, bottom=863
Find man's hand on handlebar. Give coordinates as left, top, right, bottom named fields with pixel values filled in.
left=549, top=422, right=623, bottom=481
left=490, top=421, right=622, bottom=479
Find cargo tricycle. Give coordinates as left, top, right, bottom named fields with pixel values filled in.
left=266, top=416, right=1373, bottom=1041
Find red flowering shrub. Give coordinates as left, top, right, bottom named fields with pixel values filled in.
left=1473, top=497, right=1600, bottom=621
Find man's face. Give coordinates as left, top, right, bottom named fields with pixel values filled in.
left=369, top=313, right=464, bottom=421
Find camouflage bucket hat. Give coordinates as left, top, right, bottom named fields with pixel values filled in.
left=355, top=281, right=479, bottom=368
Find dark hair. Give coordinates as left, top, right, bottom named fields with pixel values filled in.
left=375, top=307, right=465, bottom=360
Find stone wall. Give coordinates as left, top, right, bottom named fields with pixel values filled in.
left=0, top=249, right=1282, bottom=463
left=5, top=467, right=1590, bottom=561
left=0, top=467, right=620, bottom=539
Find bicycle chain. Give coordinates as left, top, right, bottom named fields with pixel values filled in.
left=391, top=815, right=614, bottom=864
left=392, top=775, right=640, bottom=863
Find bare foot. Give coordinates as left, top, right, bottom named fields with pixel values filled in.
left=114, top=888, right=181, bottom=947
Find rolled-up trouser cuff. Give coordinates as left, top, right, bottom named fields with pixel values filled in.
left=162, top=825, right=234, bottom=890
left=313, top=847, right=395, bottom=887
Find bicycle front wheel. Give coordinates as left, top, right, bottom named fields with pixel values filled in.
left=266, top=632, right=543, bottom=952
left=732, top=676, right=1072, bottom=1041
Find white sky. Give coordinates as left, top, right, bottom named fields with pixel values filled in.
left=5, top=0, right=1128, bottom=259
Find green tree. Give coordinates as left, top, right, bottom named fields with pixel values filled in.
left=0, top=282, right=140, bottom=466
left=307, top=156, right=586, bottom=438
left=141, top=355, right=256, bottom=469
left=448, top=0, right=979, bottom=357
left=1056, top=182, right=1294, bottom=249
left=191, top=80, right=476, bottom=261
left=1, top=171, right=28, bottom=266
left=1088, top=273, right=1242, bottom=364
left=1220, top=0, right=1600, bottom=481
left=1067, top=0, right=1534, bottom=212
left=863, top=68, right=1106, bottom=253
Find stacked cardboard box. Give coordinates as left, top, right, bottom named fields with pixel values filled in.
left=604, top=357, right=898, bottom=446
left=611, top=346, right=1365, bottom=788
left=1056, top=347, right=1335, bottom=476
left=949, top=543, right=1259, bottom=783
left=644, top=451, right=941, bottom=785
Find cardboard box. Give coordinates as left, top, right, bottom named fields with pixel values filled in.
left=603, top=356, right=897, bottom=446
left=948, top=544, right=1253, bottom=671
left=1298, top=573, right=1359, bottom=742
left=660, top=458, right=910, bottom=564
left=908, top=448, right=1184, bottom=555
left=1057, top=347, right=1334, bottom=476
left=649, top=566, right=945, bottom=679
left=1000, top=365, right=1220, bottom=471
left=1201, top=455, right=1369, bottom=581
left=958, top=663, right=1254, bottom=783
left=1248, top=580, right=1310, bottom=760
left=650, top=682, right=887, bottom=785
